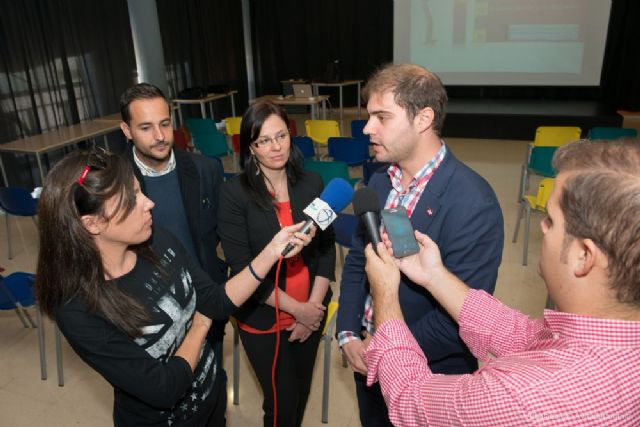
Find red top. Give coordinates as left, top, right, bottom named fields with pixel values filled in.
left=238, top=201, right=310, bottom=334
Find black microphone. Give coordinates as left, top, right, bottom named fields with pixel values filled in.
left=281, top=178, right=355, bottom=256
left=353, top=187, right=382, bottom=253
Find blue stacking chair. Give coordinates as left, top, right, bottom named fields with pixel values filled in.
left=292, top=136, right=316, bottom=159
left=363, top=161, right=390, bottom=185
left=332, top=213, right=358, bottom=265
left=327, top=137, right=370, bottom=167
left=351, top=119, right=368, bottom=140
left=0, top=187, right=38, bottom=259
left=588, top=127, right=638, bottom=141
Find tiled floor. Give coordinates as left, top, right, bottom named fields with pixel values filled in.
left=0, top=107, right=552, bottom=426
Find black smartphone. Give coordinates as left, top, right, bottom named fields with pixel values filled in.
left=380, top=207, right=420, bottom=258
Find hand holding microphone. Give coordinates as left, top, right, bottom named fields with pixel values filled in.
left=281, top=177, right=355, bottom=256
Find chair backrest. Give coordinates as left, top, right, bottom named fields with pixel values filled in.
left=224, top=117, right=242, bottom=136
left=288, top=118, right=298, bottom=137
left=231, top=134, right=241, bottom=154
left=332, top=213, right=357, bottom=249
left=173, top=129, right=190, bottom=151
left=533, top=126, right=582, bottom=147
left=0, top=187, right=38, bottom=216
left=588, top=127, right=638, bottom=141
left=534, top=178, right=555, bottom=211
left=293, top=136, right=315, bottom=159
left=528, top=146, right=558, bottom=177
left=350, top=119, right=367, bottom=139
left=328, top=137, right=369, bottom=166
left=305, top=120, right=340, bottom=145
left=191, top=129, right=230, bottom=158
left=363, top=161, right=390, bottom=185
left=186, top=117, right=218, bottom=136
left=303, top=159, right=353, bottom=187
left=0, top=272, right=36, bottom=310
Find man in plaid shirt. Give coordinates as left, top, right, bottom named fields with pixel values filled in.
left=364, top=139, right=640, bottom=426
left=337, top=63, right=504, bottom=426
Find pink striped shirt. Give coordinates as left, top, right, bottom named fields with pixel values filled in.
left=364, top=289, right=640, bottom=427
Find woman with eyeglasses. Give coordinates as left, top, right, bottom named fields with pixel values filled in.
left=218, top=101, right=336, bottom=427
left=35, top=148, right=313, bottom=427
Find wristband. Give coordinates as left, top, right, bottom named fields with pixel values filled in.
left=248, top=263, right=264, bottom=282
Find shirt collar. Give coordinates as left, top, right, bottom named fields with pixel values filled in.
left=132, top=146, right=176, bottom=177
left=544, top=309, right=640, bottom=348
left=387, top=142, right=447, bottom=192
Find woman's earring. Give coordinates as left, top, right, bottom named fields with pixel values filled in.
left=252, top=154, right=260, bottom=175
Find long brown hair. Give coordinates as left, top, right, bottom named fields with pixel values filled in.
left=36, top=149, right=151, bottom=337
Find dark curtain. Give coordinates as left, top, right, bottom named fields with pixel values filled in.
left=157, top=0, right=248, bottom=120
left=250, top=0, right=393, bottom=104
left=0, top=0, right=136, bottom=187
left=601, top=0, right=640, bottom=110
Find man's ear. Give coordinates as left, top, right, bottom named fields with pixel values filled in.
left=120, top=121, right=133, bottom=140
left=81, top=214, right=105, bottom=236
left=414, top=107, right=435, bottom=134
left=574, top=238, right=601, bottom=278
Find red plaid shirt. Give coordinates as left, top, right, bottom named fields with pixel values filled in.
left=364, top=290, right=640, bottom=427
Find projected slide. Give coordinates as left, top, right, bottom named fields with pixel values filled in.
left=394, top=0, right=611, bottom=86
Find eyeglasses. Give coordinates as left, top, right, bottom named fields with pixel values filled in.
left=77, top=146, right=109, bottom=185
left=252, top=131, right=290, bottom=149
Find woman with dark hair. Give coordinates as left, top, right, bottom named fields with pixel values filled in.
left=218, top=100, right=336, bottom=427
left=35, top=148, right=312, bottom=427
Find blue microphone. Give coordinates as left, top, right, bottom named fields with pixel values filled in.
left=281, top=178, right=354, bottom=256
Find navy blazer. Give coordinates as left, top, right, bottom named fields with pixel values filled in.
left=125, top=145, right=227, bottom=284
left=218, top=171, right=336, bottom=330
left=337, top=149, right=504, bottom=374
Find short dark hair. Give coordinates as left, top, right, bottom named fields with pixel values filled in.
left=119, top=83, right=170, bottom=124
left=362, top=63, right=448, bottom=134
left=553, top=138, right=640, bottom=306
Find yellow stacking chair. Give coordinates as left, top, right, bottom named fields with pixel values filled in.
left=512, top=178, right=554, bottom=266
left=305, top=119, right=340, bottom=155
left=517, top=126, right=580, bottom=202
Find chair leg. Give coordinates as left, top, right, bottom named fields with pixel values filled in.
left=518, top=165, right=527, bottom=203
left=18, top=303, right=36, bottom=328
left=321, top=335, right=331, bottom=424
left=512, top=201, right=525, bottom=243
left=233, top=323, right=240, bottom=405
left=523, top=205, right=531, bottom=266
left=13, top=307, right=29, bottom=328
left=5, top=214, right=12, bottom=260
left=55, top=324, right=64, bottom=386
left=37, top=306, right=47, bottom=380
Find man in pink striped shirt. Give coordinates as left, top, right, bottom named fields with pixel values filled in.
left=363, top=139, right=640, bottom=426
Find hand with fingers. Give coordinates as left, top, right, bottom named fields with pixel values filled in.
left=268, top=221, right=317, bottom=259
left=287, top=322, right=314, bottom=342
left=382, top=230, right=446, bottom=289
left=294, top=300, right=325, bottom=330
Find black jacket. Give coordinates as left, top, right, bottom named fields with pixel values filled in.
left=218, top=171, right=336, bottom=330
left=125, top=145, right=227, bottom=284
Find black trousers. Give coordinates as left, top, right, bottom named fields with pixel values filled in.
left=239, top=328, right=322, bottom=427
left=354, top=372, right=394, bottom=427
